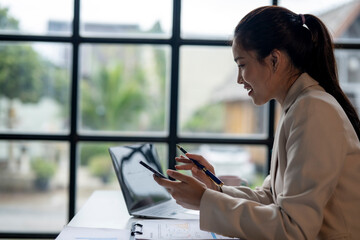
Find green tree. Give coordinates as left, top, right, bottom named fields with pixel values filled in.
left=41, top=60, right=70, bottom=118
left=0, top=5, right=48, bottom=128
left=0, top=45, right=45, bottom=102
left=0, top=5, right=18, bottom=30
left=0, top=5, right=69, bottom=126
left=81, top=62, right=148, bottom=131
left=0, top=5, right=69, bottom=170
left=183, top=102, right=225, bottom=133
left=0, top=6, right=43, bottom=170
left=80, top=22, right=167, bottom=132
left=147, top=22, right=167, bottom=130
left=148, top=46, right=167, bottom=130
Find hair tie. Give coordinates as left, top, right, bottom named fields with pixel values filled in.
left=299, top=14, right=305, bottom=25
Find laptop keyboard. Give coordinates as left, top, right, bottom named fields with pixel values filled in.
left=139, top=201, right=180, bottom=217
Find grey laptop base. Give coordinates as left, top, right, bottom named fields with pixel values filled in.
left=109, top=143, right=198, bottom=219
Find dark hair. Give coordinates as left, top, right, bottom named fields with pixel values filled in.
left=234, top=6, right=360, bottom=141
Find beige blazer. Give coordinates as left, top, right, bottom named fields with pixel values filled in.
left=200, top=73, right=360, bottom=240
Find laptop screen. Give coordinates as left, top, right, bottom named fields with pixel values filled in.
left=109, top=143, right=171, bottom=213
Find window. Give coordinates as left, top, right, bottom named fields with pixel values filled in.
left=1, top=0, right=359, bottom=238
left=78, top=44, right=170, bottom=135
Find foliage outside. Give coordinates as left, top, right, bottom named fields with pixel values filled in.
left=81, top=62, right=148, bottom=131
left=88, top=155, right=114, bottom=183
left=0, top=5, right=69, bottom=129
left=183, top=102, right=225, bottom=133
left=80, top=143, right=110, bottom=166
left=80, top=38, right=167, bottom=133
left=31, top=157, right=56, bottom=180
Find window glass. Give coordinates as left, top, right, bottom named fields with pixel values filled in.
left=177, top=143, right=267, bottom=188
left=0, top=140, right=69, bottom=232
left=181, top=0, right=271, bottom=40
left=0, top=0, right=73, bottom=36
left=78, top=44, right=170, bottom=135
left=335, top=49, right=360, bottom=114
left=0, top=42, right=71, bottom=134
left=80, top=0, right=172, bottom=38
left=179, top=46, right=268, bottom=137
left=76, top=142, right=168, bottom=211
left=279, top=0, right=359, bottom=41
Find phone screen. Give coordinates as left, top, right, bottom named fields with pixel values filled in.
left=139, top=160, right=167, bottom=179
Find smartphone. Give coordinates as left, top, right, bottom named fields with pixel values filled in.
left=139, top=160, right=167, bottom=179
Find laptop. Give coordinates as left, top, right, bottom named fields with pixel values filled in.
left=109, top=143, right=199, bottom=219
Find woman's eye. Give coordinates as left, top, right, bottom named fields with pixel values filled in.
left=238, top=64, right=245, bottom=68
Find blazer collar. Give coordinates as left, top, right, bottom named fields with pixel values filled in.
left=282, top=73, right=321, bottom=113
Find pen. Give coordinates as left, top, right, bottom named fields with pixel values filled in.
left=176, top=144, right=224, bottom=187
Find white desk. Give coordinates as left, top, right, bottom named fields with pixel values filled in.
left=68, top=190, right=136, bottom=230
left=63, top=191, right=237, bottom=240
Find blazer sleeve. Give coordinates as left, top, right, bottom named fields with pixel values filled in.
left=199, top=96, right=348, bottom=239
left=221, top=175, right=273, bottom=205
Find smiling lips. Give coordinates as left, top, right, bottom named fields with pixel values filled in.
left=244, top=83, right=253, bottom=95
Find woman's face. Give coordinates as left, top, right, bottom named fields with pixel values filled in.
left=232, top=40, right=278, bottom=105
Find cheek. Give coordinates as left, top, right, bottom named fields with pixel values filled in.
left=239, top=67, right=247, bottom=79
left=262, top=71, right=274, bottom=88
left=242, top=68, right=253, bottom=83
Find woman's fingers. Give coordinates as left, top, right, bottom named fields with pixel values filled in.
left=175, top=155, right=195, bottom=170
left=190, top=167, right=218, bottom=190
left=186, top=153, right=208, bottom=164
left=175, top=156, right=192, bottom=163
left=175, top=164, right=193, bottom=170
left=153, top=169, right=207, bottom=210
left=167, top=169, right=192, bottom=183
left=175, top=154, right=216, bottom=186
left=186, top=153, right=215, bottom=173
left=191, top=167, right=210, bottom=184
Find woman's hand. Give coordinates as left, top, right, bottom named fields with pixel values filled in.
left=175, top=153, right=220, bottom=191
left=153, top=169, right=207, bottom=210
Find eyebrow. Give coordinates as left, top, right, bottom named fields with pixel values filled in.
left=234, top=56, right=244, bottom=62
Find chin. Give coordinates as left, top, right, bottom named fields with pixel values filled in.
left=251, top=98, right=267, bottom=106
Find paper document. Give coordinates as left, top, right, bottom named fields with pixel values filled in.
left=136, top=219, right=238, bottom=240
left=55, top=226, right=129, bottom=240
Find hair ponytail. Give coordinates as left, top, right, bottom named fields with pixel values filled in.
left=304, top=14, right=360, bottom=140
left=234, top=6, right=360, bottom=141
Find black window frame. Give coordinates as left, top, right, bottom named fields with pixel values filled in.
left=0, top=0, right=359, bottom=238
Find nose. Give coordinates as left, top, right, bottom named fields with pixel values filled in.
left=237, top=72, right=244, bottom=84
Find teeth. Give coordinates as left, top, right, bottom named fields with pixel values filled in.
left=243, top=83, right=252, bottom=93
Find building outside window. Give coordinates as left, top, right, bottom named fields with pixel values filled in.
left=0, top=0, right=359, bottom=238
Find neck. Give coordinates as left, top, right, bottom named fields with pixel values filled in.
left=276, top=71, right=302, bottom=106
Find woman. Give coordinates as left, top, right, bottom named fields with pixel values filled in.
left=154, top=6, right=360, bottom=239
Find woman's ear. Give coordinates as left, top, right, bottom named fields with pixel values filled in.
left=270, top=49, right=281, bottom=72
